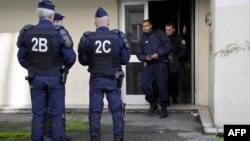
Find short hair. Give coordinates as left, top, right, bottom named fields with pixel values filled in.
left=142, top=19, right=152, bottom=25
left=37, top=8, right=54, bottom=20
left=165, top=22, right=175, bottom=29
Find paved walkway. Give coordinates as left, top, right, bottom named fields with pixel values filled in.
left=0, top=111, right=217, bottom=141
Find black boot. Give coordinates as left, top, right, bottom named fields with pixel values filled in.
left=148, top=103, right=158, bottom=115
left=114, top=138, right=123, bottom=141
left=114, top=136, right=123, bottom=141
left=64, top=134, right=72, bottom=141
left=91, top=137, right=101, bottom=141
left=173, top=98, right=178, bottom=105
left=159, top=109, right=168, bottom=118
left=44, top=135, right=54, bottom=141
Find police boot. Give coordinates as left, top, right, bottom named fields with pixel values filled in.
left=91, top=137, right=101, bottom=141
left=44, top=135, right=54, bottom=141
left=148, top=103, right=158, bottom=116
left=159, top=108, right=168, bottom=119
left=173, top=98, right=179, bottom=105
left=64, top=134, right=72, bottom=141
left=114, top=136, right=123, bottom=141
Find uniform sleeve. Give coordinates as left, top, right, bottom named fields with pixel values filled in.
left=176, top=36, right=187, bottom=60
left=17, top=47, right=29, bottom=69
left=17, top=26, right=30, bottom=69
left=58, top=28, right=76, bottom=69
left=61, top=47, right=76, bottom=69
left=77, top=34, right=90, bottom=66
left=117, top=34, right=130, bottom=65
left=136, top=39, right=147, bottom=61
left=156, top=30, right=172, bottom=57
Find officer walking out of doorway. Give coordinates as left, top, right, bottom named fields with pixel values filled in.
left=78, top=7, right=130, bottom=141
left=165, top=22, right=187, bottom=104
left=136, top=19, right=172, bottom=118
left=17, top=0, right=76, bottom=140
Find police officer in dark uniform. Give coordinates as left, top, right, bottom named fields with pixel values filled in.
left=44, top=12, right=72, bottom=141
left=136, top=19, right=172, bottom=118
left=53, top=12, right=65, bottom=25
left=17, top=1, right=76, bottom=140
left=78, top=7, right=130, bottom=141
left=165, top=22, right=187, bottom=104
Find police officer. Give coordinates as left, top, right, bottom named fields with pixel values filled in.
left=165, top=22, right=187, bottom=104
left=136, top=19, right=171, bottom=118
left=44, top=12, right=72, bottom=141
left=53, top=12, right=65, bottom=25
left=17, top=1, right=76, bottom=140
left=78, top=7, right=130, bottom=141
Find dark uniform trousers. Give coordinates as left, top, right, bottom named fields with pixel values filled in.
left=141, top=61, right=168, bottom=109
left=89, top=77, right=124, bottom=140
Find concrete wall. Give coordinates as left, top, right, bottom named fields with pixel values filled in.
left=212, top=0, right=250, bottom=127
left=0, top=0, right=118, bottom=108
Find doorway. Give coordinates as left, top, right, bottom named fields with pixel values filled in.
left=121, top=0, right=195, bottom=105
left=149, top=0, right=194, bottom=104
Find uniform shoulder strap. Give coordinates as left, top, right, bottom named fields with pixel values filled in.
left=111, top=29, right=130, bottom=48
left=17, top=24, right=34, bottom=48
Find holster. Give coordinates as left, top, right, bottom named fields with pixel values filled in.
left=115, top=70, right=125, bottom=88
left=167, top=54, right=180, bottom=73
left=122, top=103, right=126, bottom=118
left=60, top=65, right=69, bottom=84
left=25, top=71, right=34, bottom=85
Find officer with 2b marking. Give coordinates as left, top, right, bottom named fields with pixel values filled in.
left=78, top=7, right=130, bottom=141
left=17, top=0, right=76, bottom=140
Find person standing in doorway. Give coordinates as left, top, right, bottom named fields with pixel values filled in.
left=136, top=19, right=172, bottom=118
left=165, top=22, right=187, bottom=104
left=17, top=0, right=76, bottom=140
left=78, top=7, right=130, bottom=141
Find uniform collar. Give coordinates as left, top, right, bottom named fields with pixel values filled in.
left=168, top=33, right=177, bottom=39
left=96, top=26, right=109, bottom=32
left=38, top=19, right=53, bottom=26
left=143, top=29, right=155, bottom=36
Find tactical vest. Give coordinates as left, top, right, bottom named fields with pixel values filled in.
left=88, top=31, right=121, bottom=75
left=26, top=26, right=63, bottom=75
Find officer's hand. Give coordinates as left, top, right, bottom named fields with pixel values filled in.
left=146, top=55, right=152, bottom=61
left=150, top=53, right=159, bottom=59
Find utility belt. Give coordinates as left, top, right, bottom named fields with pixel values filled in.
left=146, top=58, right=164, bottom=65
left=166, top=54, right=180, bottom=73
left=91, top=70, right=125, bottom=88
left=25, top=65, right=68, bottom=84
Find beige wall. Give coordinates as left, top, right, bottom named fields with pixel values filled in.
left=212, top=0, right=250, bottom=127
left=196, top=0, right=210, bottom=106
left=0, top=0, right=118, bottom=108
left=1, top=0, right=212, bottom=110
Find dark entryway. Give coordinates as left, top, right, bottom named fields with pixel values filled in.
left=149, top=0, right=195, bottom=104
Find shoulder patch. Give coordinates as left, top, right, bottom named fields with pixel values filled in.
left=181, top=39, right=186, bottom=45
left=23, top=24, right=33, bottom=30
left=111, top=29, right=120, bottom=34
left=84, top=31, right=91, bottom=36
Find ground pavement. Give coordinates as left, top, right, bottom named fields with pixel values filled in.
left=0, top=110, right=217, bottom=141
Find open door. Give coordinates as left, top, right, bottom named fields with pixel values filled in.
left=149, top=0, right=195, bottom=104
left=120, top=0, right=195, bottom=106
left=120, top=1, right=149, bottom=105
